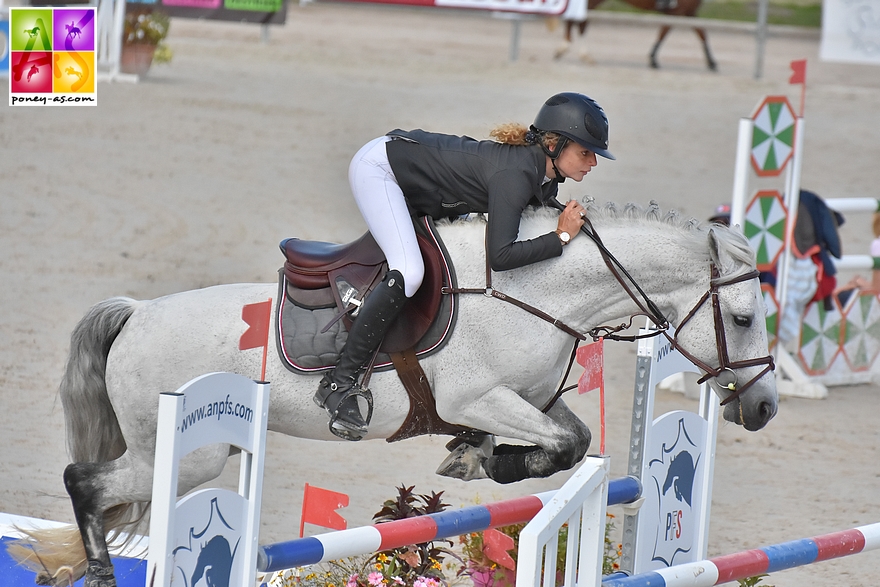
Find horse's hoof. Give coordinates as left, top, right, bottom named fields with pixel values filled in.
left=436, top=444, right=488, bottom=480
left=84, top=561, right=117, bottom=587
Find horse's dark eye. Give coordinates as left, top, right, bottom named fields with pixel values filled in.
left=734, top=315, right=752, bottom=327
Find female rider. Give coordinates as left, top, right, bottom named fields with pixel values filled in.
left=315, top=92, right=615, bottom=440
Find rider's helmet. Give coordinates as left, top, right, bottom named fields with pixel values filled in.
left=533, top=92, right=615, bottom=161
left=709, top=204, right=732, bottom=226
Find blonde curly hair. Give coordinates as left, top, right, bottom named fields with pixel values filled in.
left=489, top=123, right=560, bottom=149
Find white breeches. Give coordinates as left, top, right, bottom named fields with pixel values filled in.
left=349, top=136, right=424, bottom=298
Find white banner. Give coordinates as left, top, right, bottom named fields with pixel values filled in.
left=435, top=0, right=567, bottom=15
left=820, top=0, right=880, bottom=65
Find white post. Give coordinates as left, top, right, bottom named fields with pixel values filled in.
left=730, top=118, right=754, bottom=229
left=147, top=393, right=185, bottom=587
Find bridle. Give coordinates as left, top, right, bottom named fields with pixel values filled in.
left=445, top=203, right=776, bottom=409
left=660, top=266, right=775, bottom=406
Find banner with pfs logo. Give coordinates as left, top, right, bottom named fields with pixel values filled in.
left=8, top=7, right=96, bottom=106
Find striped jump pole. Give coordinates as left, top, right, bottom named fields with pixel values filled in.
left=602, top=522, right=880, bottom=587
left=257, top=476, right=641, bottom=574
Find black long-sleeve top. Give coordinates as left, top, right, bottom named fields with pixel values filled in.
left=384, top=129, right=563, bottom=271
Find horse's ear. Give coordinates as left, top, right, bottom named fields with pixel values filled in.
left=707, top=228, right=733, bottom=273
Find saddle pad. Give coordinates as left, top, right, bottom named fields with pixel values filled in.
left=274, top=217, right=458, bottom=374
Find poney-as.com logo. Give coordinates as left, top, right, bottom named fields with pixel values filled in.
left=8, top=7, right=96, bottom=106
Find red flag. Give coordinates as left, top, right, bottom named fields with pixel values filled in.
left=239, top=300, right=272, bottom=350
left=789, top=59, right=806, bottom=85
left=300, top=483, right=349, bottom=536
left=482, top=528, right=516, bottom=571
left=576, top=338, right=606, bottom=454
left=576, top=339, right=604, bottom=394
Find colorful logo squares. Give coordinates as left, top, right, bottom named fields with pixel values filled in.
left=8, top=7, right=96, bottom=106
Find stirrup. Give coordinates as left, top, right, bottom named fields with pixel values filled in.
left=315, top=384, right=374, bottom=441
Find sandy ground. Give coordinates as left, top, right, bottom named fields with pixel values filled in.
left=2, top=3, right=880, bottom=585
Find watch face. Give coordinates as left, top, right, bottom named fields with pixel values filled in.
left=560, top=231, right=571, bottom=243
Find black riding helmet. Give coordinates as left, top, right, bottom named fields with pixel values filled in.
left=532, top=92, right=615, bottom=161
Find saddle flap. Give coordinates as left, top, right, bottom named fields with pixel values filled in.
left=380, top=232, right=444, bottom=353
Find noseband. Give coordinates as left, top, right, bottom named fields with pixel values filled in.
left=665, top=266, right=775, bottom=406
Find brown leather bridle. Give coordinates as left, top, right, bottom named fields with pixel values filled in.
left=662, top=265, right=776, bottom=406
left=450, top=202, right=777, bottom=411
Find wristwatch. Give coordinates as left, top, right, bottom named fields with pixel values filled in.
left=555, top=229, right=571, bottom=246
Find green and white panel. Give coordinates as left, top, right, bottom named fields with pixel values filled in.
left=744, top=190, right=787, bottom=272
left=798, top=300, right=843, bottom=376
left=842, top=292, right=880, bottom=371
left=750, top=96, right=797, bottom=177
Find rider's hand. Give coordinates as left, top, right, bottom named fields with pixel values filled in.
left=556, top=200, right=586, bottom=238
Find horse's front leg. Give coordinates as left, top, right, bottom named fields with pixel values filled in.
left=437, top=386, right=590, bottom=484
left=649, top=25, right=671, bottom=68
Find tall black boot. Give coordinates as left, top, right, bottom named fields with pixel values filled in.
left=314, top=270, right=407, bottom=440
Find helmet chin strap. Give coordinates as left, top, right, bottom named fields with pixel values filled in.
left=539, top=135, right=569, bottom=183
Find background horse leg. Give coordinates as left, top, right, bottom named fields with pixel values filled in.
left=436, top=388, right=590, bottom=484
left=649, top=24, right=671, bottom=68
left=694, top=26, right=717, bottom=70
left=554, top=20, right=591, bottom=61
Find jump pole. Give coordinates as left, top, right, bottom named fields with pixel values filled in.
left=256, top=476, right=641, bottom=574
left=602, top=522, right=880, bottom=587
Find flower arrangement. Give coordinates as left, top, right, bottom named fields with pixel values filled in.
left=457, top=513, right=621, bottom=586
left=267, top=485, right=461, bottom=587
left=123, top=5, right=172, bottom=64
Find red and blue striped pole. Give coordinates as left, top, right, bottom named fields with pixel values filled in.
left=602, top=522, right=880, bottom=587
left=257, top=476, right=640, bottom=574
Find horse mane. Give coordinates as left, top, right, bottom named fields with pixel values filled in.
left=437, top=198, right=757, bottom=282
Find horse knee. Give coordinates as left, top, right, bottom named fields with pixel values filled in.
left=548, top=425, right=591, bottom=471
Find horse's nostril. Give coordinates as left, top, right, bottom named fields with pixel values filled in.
left=759, top=401, right=776, bottom=424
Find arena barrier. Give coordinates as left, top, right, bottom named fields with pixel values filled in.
left=256, top=474, right=642, bottom=574
left=601, top=522, right=880, bottom=587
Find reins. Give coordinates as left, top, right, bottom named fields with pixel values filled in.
left=441, top=203, right=775, bottom=410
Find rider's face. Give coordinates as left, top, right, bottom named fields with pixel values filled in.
left=551, top=142, right=598, bottom=182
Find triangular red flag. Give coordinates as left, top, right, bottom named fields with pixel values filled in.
left=482, top=528, right=516, bottom=571
left=239, top=300, right=272, bottom=351
left=300, top=483, right=349, bottom=536
left=789, top=59, right=806, bottom=85
left=576, top=338, right=604, bottom=394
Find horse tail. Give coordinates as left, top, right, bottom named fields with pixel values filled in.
left=6, top=297, right=142, bottom=584
left=61, top=296, right=137, bottom=464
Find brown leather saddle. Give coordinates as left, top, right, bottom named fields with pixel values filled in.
left=281, top=230, right=441, bottom=355
left=276, top=217, right=470, bottom=441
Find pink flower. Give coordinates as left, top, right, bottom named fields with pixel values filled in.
left=392, top=578, right=405, bottom=585
left=413, top=578, right=440, bottom=587
left=347, top=574, right=360, bottom=587
left=367, top=571, right=384, bottom=586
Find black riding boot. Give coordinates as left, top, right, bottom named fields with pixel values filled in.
left=314, top=270, right=407, bottom=441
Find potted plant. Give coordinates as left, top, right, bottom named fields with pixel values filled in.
left=121, top=4, right=172, bottom=75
